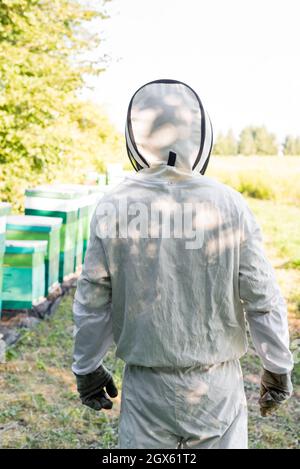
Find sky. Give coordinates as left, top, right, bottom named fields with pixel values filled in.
left=84, top=0, right=300, bottom=141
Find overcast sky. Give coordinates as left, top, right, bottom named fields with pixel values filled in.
left=84, top=0, right=300, bottom=141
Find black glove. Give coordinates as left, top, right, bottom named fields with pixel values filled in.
left=75, top=365, right=118, bottom=411
left=259, top=368, right=293, bottom=417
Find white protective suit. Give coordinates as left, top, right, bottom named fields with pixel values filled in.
left=73, top=79, right=293, bottom=449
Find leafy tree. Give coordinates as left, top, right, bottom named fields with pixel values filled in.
left=238, top=126, right=278, bottom=156
left=238, top=127, right=257, bottom=156
left=213, top=129, right=238, bottom=156
left=253, top=126, right=278, bottom=155
left=0, top=0, right=122, bottom=210
left=283, top=135, right=300, bottom=155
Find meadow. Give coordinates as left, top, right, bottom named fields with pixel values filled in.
left=0, top=155, right=299, bottom=448
left=207, top=155, right=300, bottom=205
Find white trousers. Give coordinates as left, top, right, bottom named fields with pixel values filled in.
left=118, top=359, right=248, bottom=449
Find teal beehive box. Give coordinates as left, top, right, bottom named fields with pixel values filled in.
left=2, top=240, right=47, bottom=310
left=6, top=215, right=62, bottom=295
left=25, top=185, right=86, bottom=274
left=24, top=187, right=80, bottom=282
left=51, top=184, right=106, bottom=260
left=0, top=202, right=12, bottom=313
left=52, top=184, right=93, bottom=264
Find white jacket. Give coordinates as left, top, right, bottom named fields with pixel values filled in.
left=72, top=166, right=293, bottom=375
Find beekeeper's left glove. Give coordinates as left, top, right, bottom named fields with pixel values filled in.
left=259, top=369, right=293, bottom=417
left=75, top=365, right=118, bottom=411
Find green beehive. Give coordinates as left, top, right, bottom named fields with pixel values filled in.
left=2, top=240, right=47, bottom=310
left=52, top=184, right=106, bottom=260
left=28, top=185, right=87, bottom=272
left=0, top=202, right=12, bottom=313
left=24, top=188, right=80, bottom=282
left=6, top=215, right=62, bottom=296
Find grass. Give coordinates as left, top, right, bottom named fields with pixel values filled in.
left=206, top=155, right=300, bottom=205
left=1, top=155, right=300, bottom=448
left=0, top=292, right=123, bottom=449
left=248, top=198, right=300, bottom=267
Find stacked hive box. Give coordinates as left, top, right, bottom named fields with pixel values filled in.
left=52, top=184, right=106, bottom=259
left=6, top=215, right=62, bottom=296
left=24, top=188, right=80, bottom=282
left=0, top=203, right=12, bottom=313
left=2, top=240, right=47, bottom=310
left=31, top=185, right=91, bottom=271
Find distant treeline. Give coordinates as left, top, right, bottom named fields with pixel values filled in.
left=213, top=127, right=300, bottom=156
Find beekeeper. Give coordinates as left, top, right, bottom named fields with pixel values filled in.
left=72, top=79, right=293, bottom=449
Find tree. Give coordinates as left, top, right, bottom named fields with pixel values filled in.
left=238, top=127, right=256, bottom=156
left=0, top=0, right=121, bottom=210
left=213, top=129, right=238, bottom=155
left=283, top=135, right=300, bottom=155
left=253, top=126, right=278, bottom=155
left=238, top=126, right=278, bottom=156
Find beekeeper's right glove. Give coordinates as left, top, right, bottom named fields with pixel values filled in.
left=74, top=364, right=118, bottom=411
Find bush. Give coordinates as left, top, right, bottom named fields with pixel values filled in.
left=237, top=175, right=275, bottom=200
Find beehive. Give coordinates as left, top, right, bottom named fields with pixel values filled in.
left=51, top=184, right=106, bottom=259
left=2, top=240, right=47, bottom=309
left=25, top=188, right=79, bottom=282
left=6, top=215, right=62, bottom=295
left=29, top=185, right=88, bottom=272
left=0, top=203, right=12, bottom=312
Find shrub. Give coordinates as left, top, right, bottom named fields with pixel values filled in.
left=237, top=175, right=275, bottom=200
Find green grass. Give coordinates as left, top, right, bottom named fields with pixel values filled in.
left=207, top=155, right=300, bottom=205
left=245, top=198, right=300, bottom=329
left=0, top=292, right=123, bottom=449
left=247, top=198, right=300, bottom=267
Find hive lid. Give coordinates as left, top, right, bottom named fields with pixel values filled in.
left=25, top=186, right=83, bottom=200
left=48, top=184, right=98, bottom=208
left=5, top=239, right=48, bottom=254
left=87, top=185, right=109, bottom=195
left=6, top=215, right=62, bottom=232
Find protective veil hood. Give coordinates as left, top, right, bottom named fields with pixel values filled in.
left=125, top=79, right=213, bottom=174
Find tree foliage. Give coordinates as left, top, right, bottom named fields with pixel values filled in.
left=213, top=129, right=238, bottom=156
left=0, top=0, right=123, bottom=210
left=213, top=126, right=283, bottom=156
left=238, top=126, right=278, bottom=156
left=238, top=127, right=257, bottom=156
left=283, top=135, right=300, bottom=156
